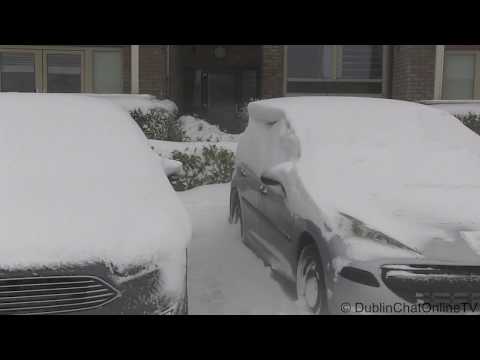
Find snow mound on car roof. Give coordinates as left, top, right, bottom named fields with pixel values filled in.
left=239, top=97, right=480, bottom=250
left=0, top=93, right=191, bottom=272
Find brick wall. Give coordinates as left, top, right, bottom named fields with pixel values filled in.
left=261, top=46, right=285, bottom=98
left=180, top=45, right=261, bottom=69
left=139, top=45, right=168, bottom=99
left=392, top=45, right=436, bottom=101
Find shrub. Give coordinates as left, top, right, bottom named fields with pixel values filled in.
left=235, top=98, right=259, bottom=134
left=168, top=145, right=235, bottom=191
left=456, top=112, right=480, bottom=135
left=130, top=107, right=189, bottom=142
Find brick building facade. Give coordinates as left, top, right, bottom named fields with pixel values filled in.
left=1, top=45, right=479, bottom=132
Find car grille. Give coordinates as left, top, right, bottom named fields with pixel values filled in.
left=0, top=276, right=120, bottom=315
left=382, top=265, right=480, bottom=307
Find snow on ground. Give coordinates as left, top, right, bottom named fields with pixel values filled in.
left=179, top=115, right=241, bottom=142
left=180, top=184, right=308, bottom=315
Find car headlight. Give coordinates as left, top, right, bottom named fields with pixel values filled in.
left=340, top=213, right=420, bottom=254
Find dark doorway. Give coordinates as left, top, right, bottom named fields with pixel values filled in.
left=184, top=68, right=259, bottom=134
left=208, top=72, right=237, bottom=131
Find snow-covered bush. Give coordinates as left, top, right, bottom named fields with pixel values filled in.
left=168, top=145, right=235, bottom=191
left=130, top=107, right=188, bottom=142
left=179, top=115, right=240, bottom=142
left=456, top=112, right=480, bottom=135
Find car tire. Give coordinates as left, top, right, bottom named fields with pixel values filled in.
left=296, top=244, right=328, bottom=315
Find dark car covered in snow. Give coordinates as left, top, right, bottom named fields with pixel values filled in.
left=0, top=94, right=190, bottom=315
left=230, top=97, right=480, bottom=315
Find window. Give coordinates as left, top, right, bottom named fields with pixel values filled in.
left=46, top=53, right=82, bottom=93
left=287, top=45, right=334, bottom=79
left=93, top=51, right=123, bottom=93
left=287, top=45, right=384, bottom=95
left=0, top=52, right=36, bottom=92
left=0, top=46, right=124, bottom=94
left=443, top=52, right=479, bottom=100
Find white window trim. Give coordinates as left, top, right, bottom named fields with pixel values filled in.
left=433, top=45, right=445, bottom=100
left=285, top=45, right=386, bottom=96
left=131, top=45, right=140, bottom=94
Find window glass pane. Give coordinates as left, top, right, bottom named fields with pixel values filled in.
left=287, top=45, right=334, bottom=79
left=340, top=45, right=383, bottom=80
left=93, top=51, right=123, bottom=93
left=0, top=52, right=36, bottom=92
left=47, top=53, right=81, bottom=93
left=287, top=81, right=382, bottom=94
left=443, top=54, right=475, bottom=100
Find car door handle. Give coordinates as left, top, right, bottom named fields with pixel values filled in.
left=259, top=185, right=268, bottom=195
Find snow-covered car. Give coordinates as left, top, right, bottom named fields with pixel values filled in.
left=229, top=97, right=480, bottom=315
left=0, top=93, right=191, bottom=315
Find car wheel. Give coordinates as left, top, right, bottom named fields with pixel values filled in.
left=296, top=244, right=327, bottom=315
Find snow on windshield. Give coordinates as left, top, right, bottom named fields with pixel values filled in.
left=0, top=93, right=191, bottom=275
left=240, top=97, right=480, bottom=250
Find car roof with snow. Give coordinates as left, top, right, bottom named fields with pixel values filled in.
left=247, top=96, right=480, bottom=151
left=249, top=96, right=448, bottom=127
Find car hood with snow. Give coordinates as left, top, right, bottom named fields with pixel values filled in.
left=0, top=93, right=191, bottom=272
left=244, top=97, right=480, bottom=261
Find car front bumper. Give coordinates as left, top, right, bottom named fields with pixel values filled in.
left=328, top=261, right=480, bottom=315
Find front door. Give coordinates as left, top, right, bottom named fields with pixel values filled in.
left=184, top=69, right=258, bottom=134
left=207, top=72, right=237, bottom=132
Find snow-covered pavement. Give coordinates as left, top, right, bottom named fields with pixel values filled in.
left=180, top=184, right=308, bottom=315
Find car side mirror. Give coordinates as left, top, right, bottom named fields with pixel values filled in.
left=260, top=172, right=287, bottom=198
left=260, top=175, right=282, bottom=188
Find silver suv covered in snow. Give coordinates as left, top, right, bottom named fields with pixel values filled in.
left=230, top=97, right=480, bottom=315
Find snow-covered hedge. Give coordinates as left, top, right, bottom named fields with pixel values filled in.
left=149, top=140, right=236, bottom=191
left=130, top=107, right=187, bottom=142
left=105, top=95, right=240, bottom=190
left=179, top=115, right=240, bottom=142
left=456, top=113, right=480, bottom=136
left=170, top=145, right=235, bottom=191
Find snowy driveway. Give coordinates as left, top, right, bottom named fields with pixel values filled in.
left=180, top=184, right=308, bottom=315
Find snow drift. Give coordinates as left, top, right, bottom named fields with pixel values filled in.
left=239, top=97, right=480, bottom=256
left=0, top=93, right=191, bottom=273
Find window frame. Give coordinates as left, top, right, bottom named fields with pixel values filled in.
left=0, top=46, right=124, bottom=94
left=442, top=50, right=480, bottom=100
left=285, top=45, right=386, bottom=96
